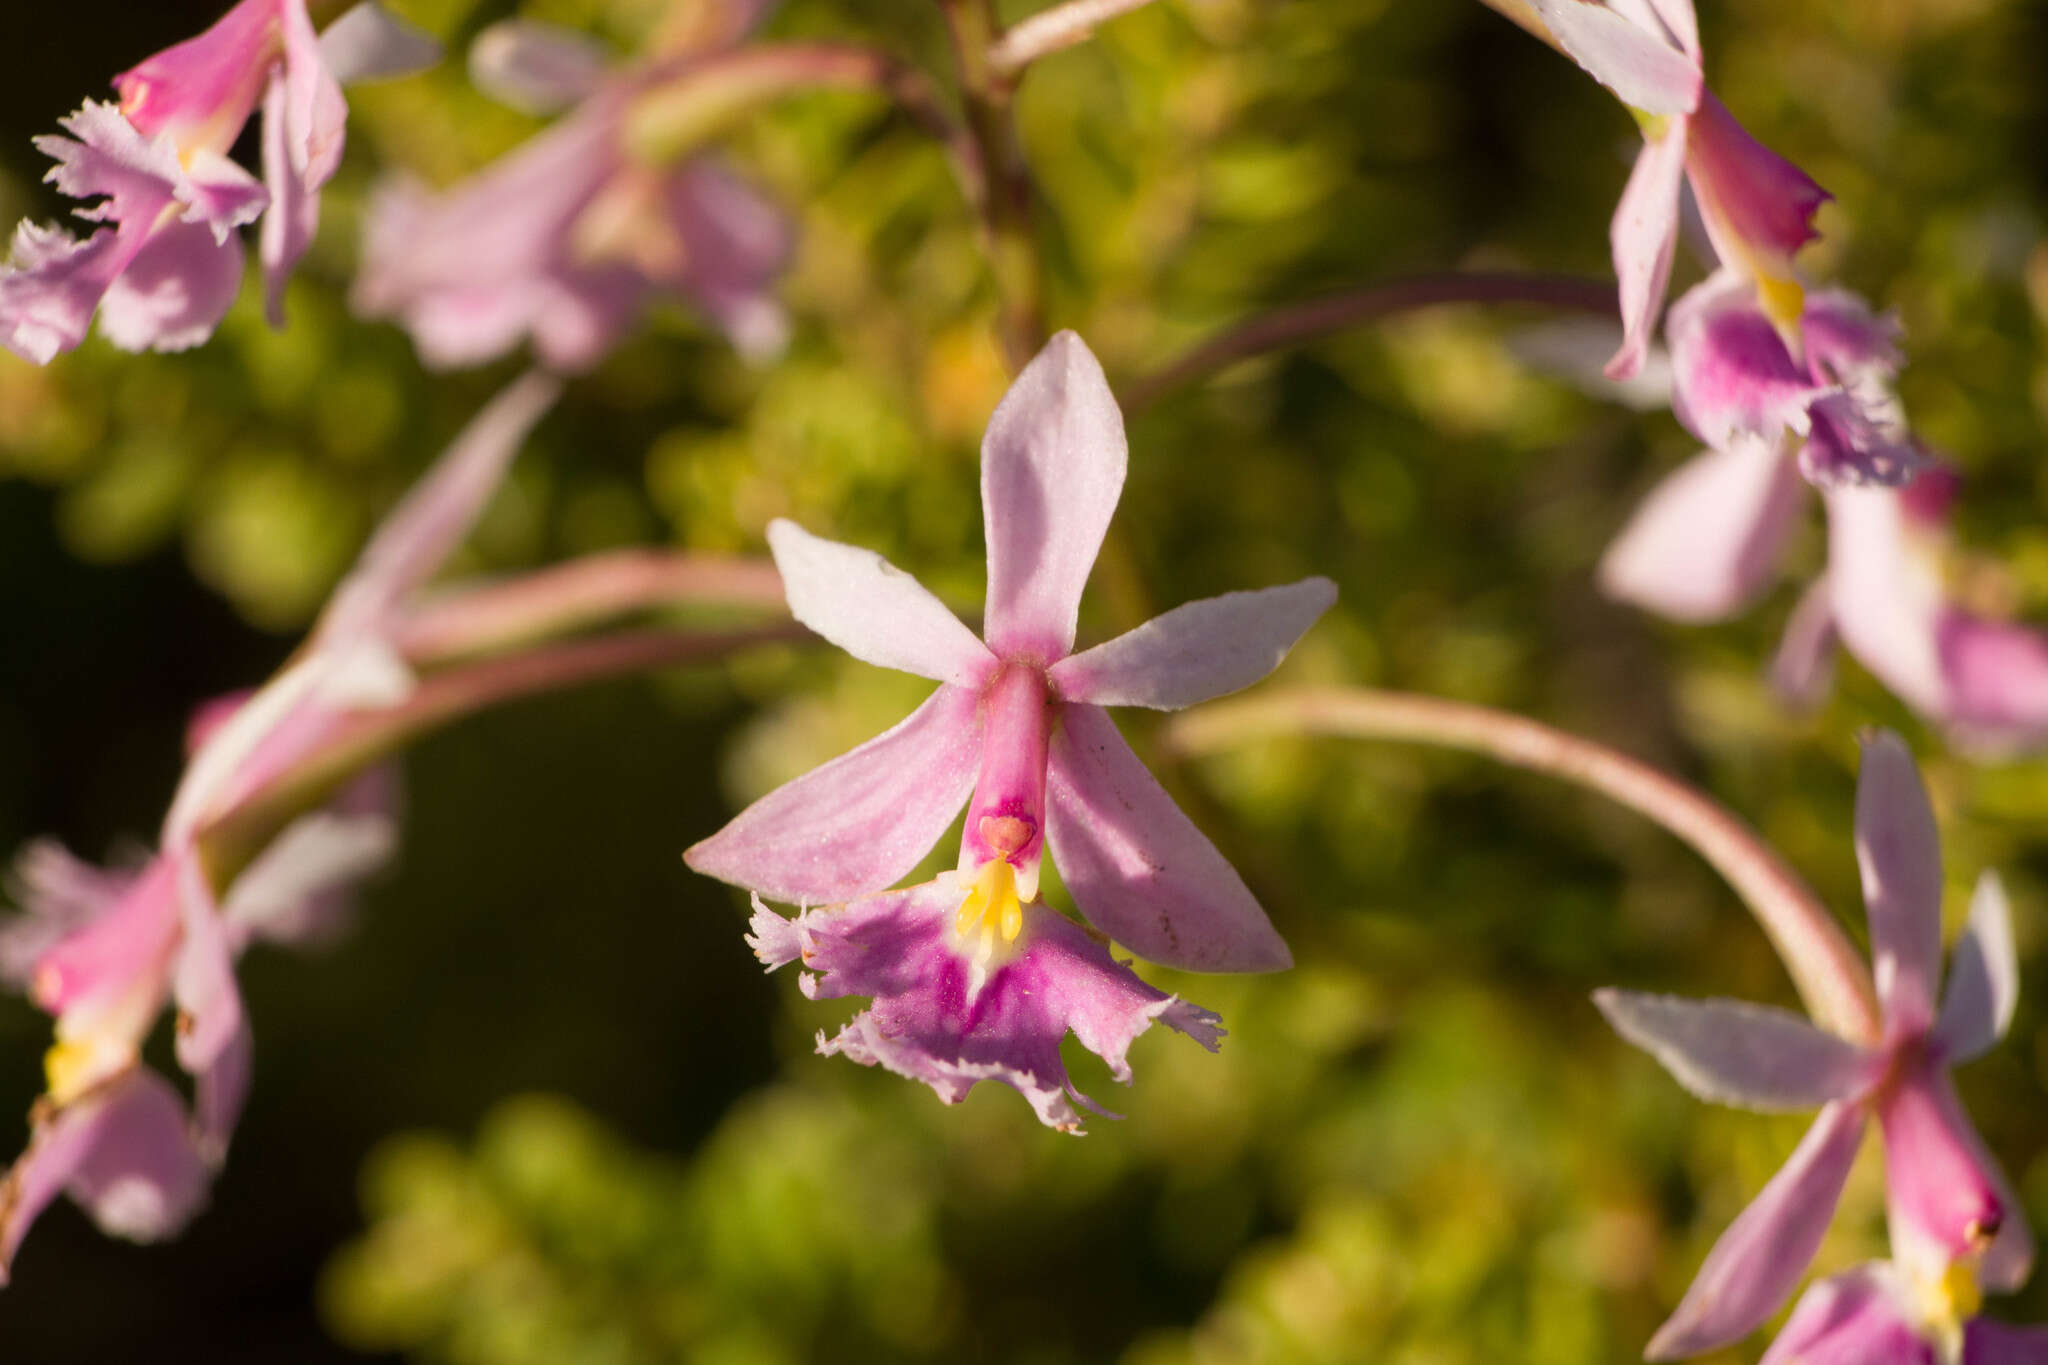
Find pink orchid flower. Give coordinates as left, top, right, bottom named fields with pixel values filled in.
left=688, top=331, right=1334, bottom=977
left=0, top=373, right=557, bottom=1279
left=1763, top=1262, right=2048, bottom=1365
left=0, top=0, right=437, bottom=363
left=351, top=17, right=792, bottom=372
left=1522, top=0, right=1829, bottom=379
left=1600, top=270, right=1916, bottom=622
left=1594, top=732, right=2033, bottom=1359
left=747, top=882, right=1221, bottom=1131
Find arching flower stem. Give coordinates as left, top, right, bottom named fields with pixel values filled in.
left=1163, top=685, right=1882, bottom=1043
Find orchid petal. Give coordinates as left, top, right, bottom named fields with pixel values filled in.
left=1934, top=871, right=2019, bottom=1066
left=687, top=684, right=983, bottom=904
left=1823, top=488, right=1948, bottom=719
left=1049, top=578, right=1336, bottom=710
left=1685, top=93, right=1830, bottom=279
left=0, top=842, right=140, bottom=989
left=1044, top=703, right=1290, bottom=972
left=318, top=370, right=562, bottom=646
left=766, top=520, right=996, bottom=688
left=1854, top=730, right=1944, bottom=1038
left=1759, top=1267, right=1935, bottom=1365
left=1595, top=988, right=1879, bottom=1111
left=1879, top=1060, right=2034, bottom=1292
left=1936, top=612, right=2048, bottom=756
left=1598, top=439, right=1804, bottom=622
left=0, top=1069, right=210, bottom=1281
left=96, top=218, right=245, bottom=353
left=1645, top=1101, right=1867, bottom=1360
left=981, top=331, right=1128, bottom=662
left=222, top=797, right=397, bottom=950
left=1771, top=576, right=1839, bottom=710
left=467, top=19, right=610, bottom=115
left=258, top=0, right=348, bottom=325
left=1527, top=0, right=1702, bottom=115
left=318, top=2, right=442, bottom=86
left=1606, top=118, right=1690, bottom=381
left=171, top=861, right=243, bottom=1079
left=1664, top=271, right=1819, bottom=449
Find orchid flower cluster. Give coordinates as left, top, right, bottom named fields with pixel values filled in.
left=0, top=1, right=2043, bottom=1362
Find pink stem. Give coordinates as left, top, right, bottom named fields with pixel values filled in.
left=1122, top=272, right=1617, bottom=411
left=1164, top=686, right=1882, bottom=1043
left=987, top=0, right=1161, bottom=76
left=398, top=550, right=787, bottom=664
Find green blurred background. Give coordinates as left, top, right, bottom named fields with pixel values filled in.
left=2, top=0, right=2046, bottom=1359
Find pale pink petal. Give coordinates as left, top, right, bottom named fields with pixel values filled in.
left=30, top=857, right=181, bottom=1016
left=96, top=218, right=245, bottom=353
left=467, top=19, right=609, bottom=115
left=1050, top=578, right=1336, bottom=710
left=765, top=520, right=995, bottom=688
left=0, top=222, right=131, bottom=363
left=755, top=883, right=1220, bottom=1131
left=221, top=792, right=397, bottom=951
left=1759, top=1266, right=1936, bottom=1365
left=1640, top=0, right=1699, bottom=60
left=667, top=160, right=795, bottom=360
left=1801, top=389, right=1923, bottom=489
left=1597, top=440, right=1804, bottom=622
left=1509, top=316, right=1675, bottom=411
left=1967, top=1320, right=2048, bottom=1365
left=981, top=331, right=1128, bottom=662
left=1594, top=988, right=1880, bottom=1111
left=1879, top=1060, right=2032, bottom=1292
left=192, top=1020, right=252, bottom=1165
left=1824, top=487, right=1949, bottom=720
left=1043, top=703, right=1290, bottom=972
left=528, top=270, right=648, bottom=372
left=170, top=860, right=244, bottom=1085
left=686, top=684, right=984, bottom=904
left=1527, top=0, right=1701, bottom=115
left=1686, top=92, right=1830, bottom=277
left=1770, top=576, right=1838, bottom=710
left=1645, top=1101, right=1868, bottom=1360
left=318, top=370, right=563, bottom=647
left=1934, top=872, right=2019, bottom=1066
left=258, top=0, right=348, bottom=324
left=1853, top=729, right=1944, bottom=1040
left=0, top=1068, right=210, bottom=1281
left=0, top=842, right=140, bottom=988
left=1803, top=289, right=1902, bottom=378
left=318, top=2, right=441, bottom=86
left=1606, top=120, right=1690, bottom=381
left=1937, top=611, right=2048, bottom=755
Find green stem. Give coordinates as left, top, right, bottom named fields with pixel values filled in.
left=1164, top=686, right=1882, bottom=1044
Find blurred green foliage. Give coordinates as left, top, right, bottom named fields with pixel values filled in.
left=3, top=0, right=2048, bottom=1361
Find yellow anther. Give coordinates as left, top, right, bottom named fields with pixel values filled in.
left=955, top=859, right=1023, bottom=946
left=1628, top=109, right=1672, bottom=141
left=1941, top=1257, right=1984, bottom=1323
left=1756, top=273, right=1807, bottom=335
left=44, top=1036, right=117, bottom=1107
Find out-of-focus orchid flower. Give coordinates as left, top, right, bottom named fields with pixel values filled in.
left=0, top=0, right=438, bottom=363
left=1517, top=0, right=1828, bottom=379
left=689, top=331, right=1333, bottom=977
left=1761, top=1262, right=2048, bottom=1365
left=1594, top=732, right=2033, bottom=1359
left=0, top=373, right=557, bottom=1278
left=1599, top=272, right=1916, bottom=622
left=353, top=17, right=793, bottom=372
left=747, top=882, right=1221, bottom=1131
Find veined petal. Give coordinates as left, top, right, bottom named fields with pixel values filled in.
left=96, top=218, right=245, bottom=354
left=318, top=370, right=562, bottom=647
left=468, top=19, right=610, bottom=115
left=686, top=683, right=983, bottom=904
left=981, top=331, right=1128, bottom=662
left=1759, top=1266, right=1936, bottom=1365
left=1049, top=577, right=1336, bottom=710
left=318, top=2, right=442, bottom=86
left=766, top=520, right=995, bottom=688
left=1527, top=0, right=1701, bottom=115
left=1594, top=988, right=1880, bottom=1111
left=756, top=883, right=1220, bottom=1132
left=0, top=1068, right=210, bottom=1282
left=1645, top=1101, right=1868, bottom=1359
left=1043, top=703, right=1290, bottom=972
left=1934, top=872, right=2019, bottom=1067
left=1597, top=439, right=1804, bottom=622
left=1854, top=730, right=1944, bottom=1040
left=1966, top=1320, right=2048, bottom=1365
left=1606, top=118, right=1690, bottom=381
